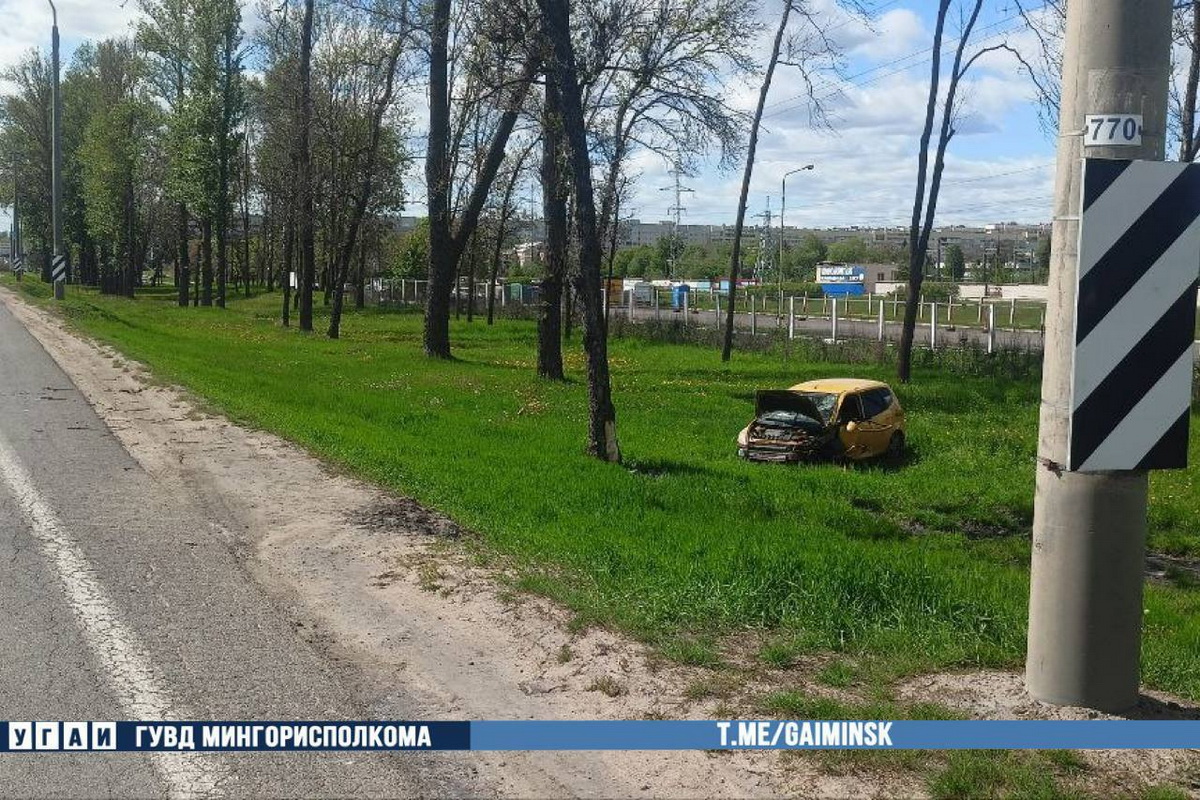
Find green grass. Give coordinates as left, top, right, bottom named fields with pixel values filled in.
left=927, top=749, right=1086, bottom=799
left=6, top=276, right=1200, bottom=700
left=761, top=691, right=1097, bottom=796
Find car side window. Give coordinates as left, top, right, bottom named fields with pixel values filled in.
left=861, top=389, right=890, bottom=420
left=838, top=394, right=865, bottom=423
left=873, top=388, right=892, bottom=419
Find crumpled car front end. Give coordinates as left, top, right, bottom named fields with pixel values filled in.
left=737, top=390, right=836, bottom=463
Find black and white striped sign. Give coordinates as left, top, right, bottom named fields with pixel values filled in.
left=1069, top=158, right=1200, bottom=472
left=51, top=254, right=66, bottom=283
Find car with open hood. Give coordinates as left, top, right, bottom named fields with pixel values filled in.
left=736, top=379, right=905, bottom=463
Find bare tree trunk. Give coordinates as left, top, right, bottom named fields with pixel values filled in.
left=563, top=276, right=573, bottom=340
left=539, top=87, right=567, bottom=379
left=216, top=215, right=228, bottom=308
left=487, top=166, right=523, bottom=326
left=297, top=0, right=316, bottom=332
left=355, top=233, right=366, bottom=311
left=281, top=201, right=293, bottom=326
left=1181, top=1, right=1200, bottom=161
left=424, top=0, right=454, bottom=357
left=466, top=231, right=478, bottom=322
left=603, top=188, right=621, bottom=338
left=176, top=208, right=189, bottom=306
left=242, top=133, right=252, bottom=298
left=193, top=238, right=201, bottom=306
left=454, top=259, right=461, bottom=320
left=175, top=67, right=190, bottom=307
left=564, top=210, right=575, bottom=340
left=424, top=38, right=538, bottom=357
left=721, top=0, right=792, bottom=362
left=201, top=217, right=213, bottom=306
left=539, top=0, right=619, bottom=462
left=329, top=38, right=404, bottom=339
left=216, top=31, right=234, bottom=310
left=124, top=168, right=136, bottom=298
left=900, top=0, right=980, bottom=384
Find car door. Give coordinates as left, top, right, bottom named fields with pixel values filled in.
left=855, top=388, right=897, bottom=455
left=836, top=393, right=869, bottom=456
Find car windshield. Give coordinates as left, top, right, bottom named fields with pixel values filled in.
left=798, top=392, right=838, bottom=422
left=758, top=392, right=837, bottom=426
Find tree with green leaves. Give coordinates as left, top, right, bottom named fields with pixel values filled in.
left=0, top=52, right=53, bottom=272
left=1034, top=236, right=1050, bottom=281
left=252, top=0, right=302, bottom=322
left=326, top=27, right=409, bottom=339
left=137, top=0, right=193, bottom=305
left=945, top=243, right=965, bottom=281
left=77, top=40, right=158, bottom=296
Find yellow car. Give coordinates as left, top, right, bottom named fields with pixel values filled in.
left=736, top=378, right=906, bottom=463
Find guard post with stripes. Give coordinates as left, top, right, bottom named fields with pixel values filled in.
left=1068, top=158, right=1200, bottom=471
left=51, top=254, right=67, bottom=285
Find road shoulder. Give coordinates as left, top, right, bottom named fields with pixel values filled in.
left=0, top=287, right=811, bottom=799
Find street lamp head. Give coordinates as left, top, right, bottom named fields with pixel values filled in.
left=47, top=0, right=57, bottom=25
left=784, top=164, right=816, bottom=181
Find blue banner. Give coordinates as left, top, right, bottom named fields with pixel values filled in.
left=2, top=720, right=1198, bottom=752
left=471, top=720, right=1200, bottom=750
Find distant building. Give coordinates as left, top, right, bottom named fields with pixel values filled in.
left=380, top=214, right=1049, bottom=275
left=513, top=242, right=543, bottom=269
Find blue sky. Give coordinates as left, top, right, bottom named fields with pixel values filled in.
left=642, top=0, right=1060, bottom=228
left=0, top=0, right=1060, bottom=230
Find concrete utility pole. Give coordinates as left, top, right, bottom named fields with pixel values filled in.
left=48, top=0, right=65, bottom=299
left=1026, top=0, right=1173, bottom=711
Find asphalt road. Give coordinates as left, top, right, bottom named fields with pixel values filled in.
left=0, top=301, right=464, bottom=797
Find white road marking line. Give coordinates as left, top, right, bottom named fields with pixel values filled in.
left=0, top=434, right=227, bottom=798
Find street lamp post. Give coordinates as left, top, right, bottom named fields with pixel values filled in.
left=48, top=0, right=65, bottom=299
left=779, top=164, right=814, bottom=296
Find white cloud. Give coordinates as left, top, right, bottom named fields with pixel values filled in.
left=613, top=3, right=1056, bottom=229
left=0, top=0, right=139, bottom=95
left=840, top=8, right=927, bottom=60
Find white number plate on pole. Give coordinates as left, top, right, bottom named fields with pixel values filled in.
left=1083, top=114, right=1142, bottom=147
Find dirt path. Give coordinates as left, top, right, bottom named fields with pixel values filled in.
left=0, top=288, right=819, bottom=798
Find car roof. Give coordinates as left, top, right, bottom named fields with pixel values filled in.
left=789, top=378, right=890, bottom=394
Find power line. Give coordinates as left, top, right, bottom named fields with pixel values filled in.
left=941, top=162, right=1055, bottom=185
left=764, top=6, right=1044, bottom=113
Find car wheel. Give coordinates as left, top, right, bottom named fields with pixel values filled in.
left=886, top=431, right=906, bottom=459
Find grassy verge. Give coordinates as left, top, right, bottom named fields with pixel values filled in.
left=5, top=276, right=1199, bottom=703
